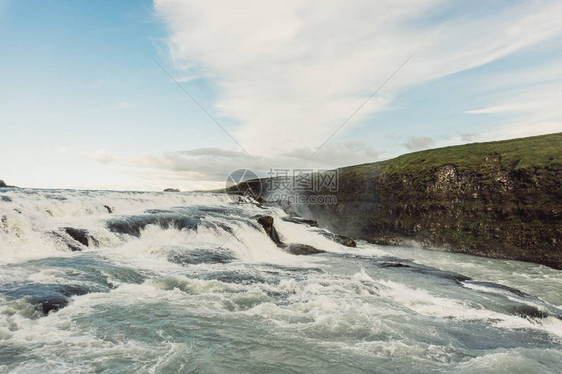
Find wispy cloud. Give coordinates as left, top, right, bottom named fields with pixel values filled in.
left=464, top=59, right=562, bottom=139
left=129, top=141, right=380, bottom=185
left=92, top=149, right=116, bottom=164
left=154, top=0, right=562, bottom=156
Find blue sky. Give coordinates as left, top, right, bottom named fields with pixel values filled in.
left=1, top=0, right=561, bottom=190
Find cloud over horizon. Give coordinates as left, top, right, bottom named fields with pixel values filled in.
left=129, top=141, right=381, bottom=183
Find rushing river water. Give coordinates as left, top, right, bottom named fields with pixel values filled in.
left=0, top=189, right=561, bottom=373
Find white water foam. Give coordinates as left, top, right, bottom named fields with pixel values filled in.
left=1, top=189, right=561, bottom=373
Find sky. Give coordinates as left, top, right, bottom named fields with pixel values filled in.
left=1, top=0, right=561, bottom=191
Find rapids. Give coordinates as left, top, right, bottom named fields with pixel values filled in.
left=0, top=189, right=561, bottom=373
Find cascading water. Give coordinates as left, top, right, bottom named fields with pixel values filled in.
left=0, top=188, right=561, bottom=373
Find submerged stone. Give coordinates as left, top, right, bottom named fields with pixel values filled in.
left=287, top=244, right=325, bottom=255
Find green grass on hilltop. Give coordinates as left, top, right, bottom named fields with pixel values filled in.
left=342, top=132, right=561, bottom=176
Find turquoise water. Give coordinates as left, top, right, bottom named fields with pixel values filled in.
left=0, top=190, right=561, bottom=373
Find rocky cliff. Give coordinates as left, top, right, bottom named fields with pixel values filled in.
left=295, top=133, right=562, bottom=269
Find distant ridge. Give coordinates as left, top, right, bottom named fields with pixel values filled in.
left=0, top=180, right=17, bottom=188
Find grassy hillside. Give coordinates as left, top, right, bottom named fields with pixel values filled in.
left=304, top=132, right=562, bottom=268
left=342, top=132, right=561, bottom=176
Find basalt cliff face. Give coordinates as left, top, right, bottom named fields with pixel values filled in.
left=295, top=133, right=562, bottom=269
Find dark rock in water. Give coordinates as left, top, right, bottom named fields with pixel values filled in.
left=47, top=231, right=77, bottom=251
left=389, top=262, right=471, bottom=283
left=257, top=215, right=284, bottom=246
left=32, top=283, right=93, bottom=314
left=337, top=235, right=357, bottom=247
left=107, top=218, right=145, bottom=237
left=2, top=283, right=93, bottom=316
left=380, top=262, right=411, bottom=268
left=104, top=205, right=114, bottom=213
left=63, top=227, right=98, bottom=247
left=510, top=304, right=550, bottom=319
left=107, top=214, right=198, bottom=237
left=315, top=230, right=357, bottom=247
left=164, top=188, right=180, bottom=192
left=258, top=215, right=273, bottom=228
left=63, top=227, right=91, bottom=247
left=281, top=216, right=318, bottom=227
left=37, top=295, right=69, bottom=314
left=287, top=243, right=326, bottom=255
left=67, top=244, right=82, bottom=252
left=1, top=195, right=11, bottom=202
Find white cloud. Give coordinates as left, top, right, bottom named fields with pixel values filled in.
left=154, top=0, right=562, bottom=157
left=93, top=150, right=116, bottom=164
left=129, top=140, right=381, bottom=187
left=174, top=75, right=201, bottom=83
